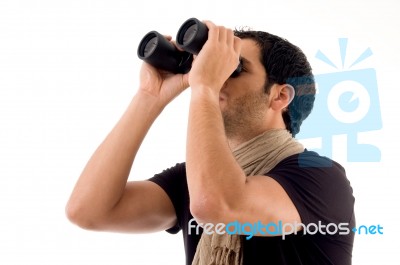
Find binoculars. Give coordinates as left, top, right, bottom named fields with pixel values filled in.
left=137, top=18, right=242, bottom=77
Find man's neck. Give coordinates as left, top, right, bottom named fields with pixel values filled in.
left=227, top=126, right=288, bottom=151
left=227, top=130, right=265, bottom=150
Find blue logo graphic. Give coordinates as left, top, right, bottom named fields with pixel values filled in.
left=351, top=224, right=383, bottom=235
left=297, top=38, right=382, bottom=162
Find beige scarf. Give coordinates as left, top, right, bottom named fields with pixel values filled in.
left=191, top=129, right=304, bottom=265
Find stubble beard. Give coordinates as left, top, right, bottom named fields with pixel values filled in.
left=222, top=89, right=269, bottom=142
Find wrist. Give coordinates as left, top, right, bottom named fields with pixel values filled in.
left=131, top=91, right=165, bottom=117
left=190, top=85, right=220, bottom=103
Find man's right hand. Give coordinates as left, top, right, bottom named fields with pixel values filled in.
left=138, top=36, right=189, bottom=109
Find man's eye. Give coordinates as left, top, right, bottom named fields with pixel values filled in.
left=239, top=59, right=248, bottom=72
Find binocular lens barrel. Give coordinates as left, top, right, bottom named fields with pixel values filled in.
left=142, top=35, right=158, bottom=58
left=137, top=31, right=192, bottom=74
left=176, top=18, right=208, bottom=55
left=137, top=18, right=242, bottom=77
left=182, top=24, right=198, bottom=45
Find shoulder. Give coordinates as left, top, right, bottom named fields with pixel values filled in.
left=276, top=149, right=343, bottom=167
left=148, top=162, right=188, bottom=207
left=267, top=150, right=354, bottom=224
left=268, top=149, right=350, bottom=191
left=153, top=162, right=186, bottom=176
left=149, top=162, right=187, bottom=186
left=269, top=150, right=346, bottom=180
left=148, top=163, right=189, bottom=234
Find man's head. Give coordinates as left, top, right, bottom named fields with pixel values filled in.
left=223, top=30, right=315, bottom=138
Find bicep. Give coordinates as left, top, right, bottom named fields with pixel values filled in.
left=98, top=180, right=177, bottom=233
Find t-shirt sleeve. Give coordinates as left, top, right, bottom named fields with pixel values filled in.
left=267, top=151, right=355, bottom=226
left=147, top=163, right=187, bottom=234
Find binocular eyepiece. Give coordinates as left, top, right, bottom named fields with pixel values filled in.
left=137, top=18, right=242, bottom=77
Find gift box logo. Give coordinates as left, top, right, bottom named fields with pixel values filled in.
left=297, top=38, right=382, bottom=162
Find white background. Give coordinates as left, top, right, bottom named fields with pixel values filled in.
left=1, top=0, right=399, bottom=264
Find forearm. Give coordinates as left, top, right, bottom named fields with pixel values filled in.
left=67, top=92, right=163, bottom=220
left=186, top=88, right=246, bottom=220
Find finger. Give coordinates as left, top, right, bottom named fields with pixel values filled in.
left=171, top=39, right=185, bottom=51
left=203, top=20, right=218, bottom=42
left=164, top=35, right=184, bottom=52
left=226, top=28, right=234, bottom=46
left=164, top=35, right=172, bottom=41
left=218, top=26, right=227, bottom=42
left=203, top=20, right=216, bottom=29
left=233, top=36, right=242, bottom=54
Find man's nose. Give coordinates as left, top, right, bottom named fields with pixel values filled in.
left=221, top=81, right=228, bottom=90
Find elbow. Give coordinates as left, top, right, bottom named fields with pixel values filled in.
left=65, top=201, right=102, bottom=231
left=190, top=196, right=228, bottom=225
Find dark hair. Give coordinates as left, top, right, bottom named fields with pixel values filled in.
left=234, top=30, right=316, bottom=136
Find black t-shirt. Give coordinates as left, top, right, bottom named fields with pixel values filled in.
left=148, top=150, right=355, bottom=265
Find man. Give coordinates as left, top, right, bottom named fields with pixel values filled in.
left=66, top=20, right=355, bottom=264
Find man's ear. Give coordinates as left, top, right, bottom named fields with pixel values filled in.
left=270, top=84, right=295, bottom=110
left=284, top=84, right=295, bottom=107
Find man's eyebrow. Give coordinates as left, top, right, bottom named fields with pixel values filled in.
left=240, top=56, right=251, bottom=66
